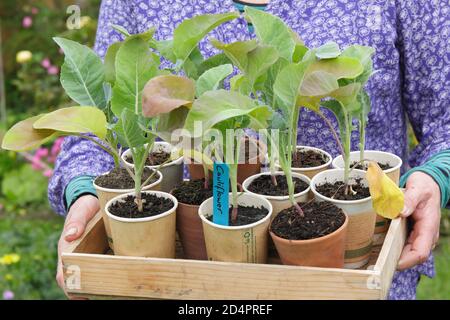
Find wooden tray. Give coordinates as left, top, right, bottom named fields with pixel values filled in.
left=62, top=212, right=406, bottom=300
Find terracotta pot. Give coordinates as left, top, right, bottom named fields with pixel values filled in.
left=188, top=138, right=266, bottom=184
left=174, top=200, right=207, bottom=260
left=311, top=169, right=376, bottom=269
left=332, top=150, right=402, bottom=243
left=105, top=191, right=177, bottom=257
left=122, top=141, right=184, bottom=193
left=242, top=171, right=311, bottom=219
left=93, top=170, right=162, bottom=250
left=198, top=193, right=273, bottom=263
left=270, top=210, right=348, bottom=268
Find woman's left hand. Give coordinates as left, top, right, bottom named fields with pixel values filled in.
left=397, top=171, right=441, bottom=270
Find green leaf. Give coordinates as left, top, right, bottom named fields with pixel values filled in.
left=321, top=99, right=350, bottom=150
left=315, top=42, right=341, bottom=59
left=173, top=12, right=239, bottom=63
left=244, top=6, right=296, bottom=61
left=155, top=39, right=176, bottom=63
left=142, top=75, right=195, bottom=117
left=306, top=56, right=363, bottom=80
left=341, top=45, right=375, bottom=85
left=261, top=58, right=289, bottom=105
left=230, top=74, right=252, bottom=96
left=111, top=24, right=131, bottom=37
left=184, top=90, right=272, bottom=137
left=299, top=71, right=339, bottom=96
left=111, top=36, right=160, bottom=116
left=293, top=44, right=309, bottom=63
left=197, top=53, right=231, bottom=76
left=1, top=115, right=57, bottom=151
left=33, top=106, right=107, bottom=139
left=196, top=64, right=233, bottom=96
left=211, top=38, right=258, bottom=71
left=104, top=42, right=122, bottom=85
left=114, top=109, right=151, bottom=148
left=53, top=37, right=106, bottom=108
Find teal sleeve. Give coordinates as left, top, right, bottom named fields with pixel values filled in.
left=400, top=150, right=450, bottom=208
left=64, top=175, right=97, bottom=210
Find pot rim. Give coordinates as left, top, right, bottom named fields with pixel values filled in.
left=311, top=168, right=372, bottom=205
left=198, top=192, right=273, bottom=231
left=275, top=145, right=332, bottom=172
left=93, top=169, right=163, bottom=193
left=121, top=141, right=184, bottom=169
left=105, top=190, right=178, bottom=223
left=332, top=150, right=403, bottom=174
left=242, top=171, right=311, bottom=200
left=269, top=210, right=348, bottom=244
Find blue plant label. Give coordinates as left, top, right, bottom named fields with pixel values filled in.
left=213, top=163, right=229, bottom=226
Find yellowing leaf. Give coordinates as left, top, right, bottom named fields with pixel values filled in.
left=366, top=161, right=404, bottom=219
left=1, top=115, right=57, bottom=151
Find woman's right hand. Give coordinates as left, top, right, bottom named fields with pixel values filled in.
left=56, top=195, right=99, bottom=297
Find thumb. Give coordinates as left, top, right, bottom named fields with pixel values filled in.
left=401, top=184, right=424, bottom=218
left=64, top=197, right=99, bottom=242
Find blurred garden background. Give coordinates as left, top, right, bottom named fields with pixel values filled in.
left=0, top=0, right=448, bottom=300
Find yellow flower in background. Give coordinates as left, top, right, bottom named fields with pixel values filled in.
left=0, top=254, right=21, bottom=265
left=79, top=16, right=91, bottom=28
left=16, top=50, right=32, bottom=64
left=366, top=162, right=404, bottom=219
left=4, top=274, right=13, bottom=281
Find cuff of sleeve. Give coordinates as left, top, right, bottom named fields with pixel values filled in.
left=400, top=152, right=450, bottom=208
left=64, top=175, right=97, bottom=210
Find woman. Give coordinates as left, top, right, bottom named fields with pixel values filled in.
left=51, top=0, right=449, bottom=299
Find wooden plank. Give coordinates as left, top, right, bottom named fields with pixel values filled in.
left=66, top=211, right=108, bottom=254
left=62, top=253, right=380, bottom=300
left=374, top=218, right=407, bottom=299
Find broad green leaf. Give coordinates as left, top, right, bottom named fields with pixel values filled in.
left=196, top=64, right=233, bottom=96
left=182, top=46, right=204, bottom=79
left=341, top=45, right=375, bottom=84
left=142, top=75, right=195, bottom=117
left=104, top=42, right=122, bottom=85
left=1, top=115, right=57, bottom=151
left=156, top=107, right=190, bottom=142
left=306, top=56, right=363, bottom=80
left=53, top=37, right=106, bottom=109
left=230, top=74, right=252, bottom=96
left=299, top=71, right=339, bottom=96
left=33, top=106, right=107, bottom=139
left=173, top=12, right=239, bottom=63
left=244, top=6, right=296, bottom=61
left=111, top=37, right=160, bottom=116
left=315, top=42, right=341, bottom=59
left=155, top=39, right=176, bottom=63
left=320, top=99, right=350, bottom=150
left=262, top=58, right=289, bottom=105
left=184, top=90, right=272, bottom=137
left=114, top=109, right=151, bottom=148
left=211, top=38, right=258, bottom=71
left=366, top=161, right=404, bottom=219
left=197, top=53, right=231, bottom=76
left=293, top=44, right=309, bottom=63
left=246, top=45, right=279, bottom=86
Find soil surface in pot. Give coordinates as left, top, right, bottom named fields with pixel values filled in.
left=247, top=175, right=309, bottom=196
left=94, top=167, right=158, bottom=189
left=125, top=150, right=171, bottom=166
left=351, top=161, right=392, bottom=171
left=171, top=179, right=213, bottom=206
left=315, top=179, right=370, bottom=200
left=109, top=193, right=174, bottom=218
left=207, top=205, right=269, bottom=226
left=271, top=201, right=345, bottom=240
left=291, top=149, right=329, bottom=168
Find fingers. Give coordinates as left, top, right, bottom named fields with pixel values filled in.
left=397, top=217, right=435, bottom=270
left=64, top=195, right=99, bottom=242
left=400, top=185, right=425, bottom=218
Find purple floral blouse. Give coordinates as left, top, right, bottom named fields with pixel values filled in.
left=49, top=0, right=450, bottom=299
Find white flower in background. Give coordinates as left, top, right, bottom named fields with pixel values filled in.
left=16, top=50, right=32, bottom=64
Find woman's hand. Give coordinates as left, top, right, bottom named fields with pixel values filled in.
left=56, top=195, right=99, bottom=297
left=398, top=172, right=441, bottom=270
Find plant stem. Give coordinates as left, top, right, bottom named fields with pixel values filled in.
left=291, top=107, right=300, bottom=161
left=359, top=118, right=365, bottom=163
left=203, top=164, right=210, bottom=189
left=316, top=111, right=345, bottom=157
